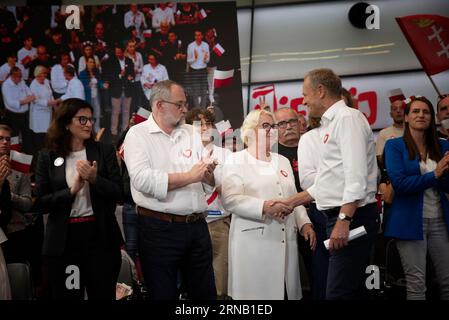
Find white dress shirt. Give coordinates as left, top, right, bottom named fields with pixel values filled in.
left=1, top=77, right=31, bottom=113
left=17, top=47, right=37, bottom=80
left=124, top=10, right=147, bottom=38
left=61, top=77, right=85, bottom=101
left=50, top=64, right=68, bottom=94
left=205, top=145, right=232, bottom=223
left=187, top=41, right=210, bottom=70
left=152, top=7, right=175, bottom=31
left=124, top=114, right=209, bottom=215
left=307, top=100, right=377, bottom=210
left=297, top=128, right=321, bottom=191
left=0, top=63, right=24, bottom=83
left=29, top=78, right=53, bottom=133
left=140, top=63, right=169, bottom=99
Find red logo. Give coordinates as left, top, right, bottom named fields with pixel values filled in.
left=280, top=170, right=288, bottom=177
left=183, top=149, right=192, bottom=158
left=323, top=134, right=329, bottom=144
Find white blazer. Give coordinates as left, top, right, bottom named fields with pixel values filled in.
left=222, top=150, right=311, bottom=300
left=29, top=79, right=53, bottom=133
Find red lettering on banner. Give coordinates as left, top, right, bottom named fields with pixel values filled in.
left=349, top=88, right=378, bottom=125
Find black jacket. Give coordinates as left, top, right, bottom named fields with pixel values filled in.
left=0, top=180, right=11, bottom=232
left=103, top=56, right=135, bottom=98
left=35, top=141, right=124, bottom=256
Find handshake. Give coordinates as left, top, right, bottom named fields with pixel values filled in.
left=263, top=197, right=294, bottom=219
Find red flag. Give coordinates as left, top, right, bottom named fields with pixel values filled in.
left=213, top=43, right=225, bottom=57
left=134, top=107, right=151, bottom=124
left=10, top=136, right=21, bottom=151
left=10, top=150, right=33, bottom=173
left=213, top=69, right=234, bottom=88
left=396, top=14, right=449, bottom=75
left=118, top=143, right=125, bottom=161
left=199, top=9, right=207, bottom=20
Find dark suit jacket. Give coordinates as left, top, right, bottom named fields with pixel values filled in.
left=104, top=56, right=135, bottom=98
left=0, top=180, right=12, bottom=232
left=35, top=141, right=124, bottom=257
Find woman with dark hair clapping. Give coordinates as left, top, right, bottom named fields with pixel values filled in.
left=384, top=96, right=449, bottom=300
left=35, top=98, right=124, bottom=300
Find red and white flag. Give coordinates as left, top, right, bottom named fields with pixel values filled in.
left=134, top=107, right=151, bottom=124
left=143, top=29, right=152, bottom=38
left=10, top=150, right=33, bottom=173
left=251, top=84, right=278, bottom=111
left=215, top=120, right=232, bottom=137
left=199, top=8, right=207, bottom=20
left=213, top=43, right=225, bottom=57
left=389, top=88, right=406, bottom=103
left=10, top=136, right=21, bottom=151
left=396, top=14, right=449, bottom=75
left=213, top=69, right=234, bottom=88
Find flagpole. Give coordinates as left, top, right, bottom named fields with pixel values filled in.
left=426, top=73, right=442, bottom=97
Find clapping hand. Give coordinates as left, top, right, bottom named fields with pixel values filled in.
left=76, top=160, right=98, bottom=184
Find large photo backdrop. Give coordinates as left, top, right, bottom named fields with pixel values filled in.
left=0, top=2, right=243, bottom=162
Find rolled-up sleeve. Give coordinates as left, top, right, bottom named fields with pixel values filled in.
left=124, top=128, right=169, bottom=201
left=339, top=113, right=369, bottom=204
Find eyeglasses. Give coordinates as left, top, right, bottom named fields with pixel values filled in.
left=0, top=136, right=11, bottom=143
left=261, top=122, right=279, bottom=130
left=277, top=118, right=298, bottom=129
left=73, top=116, right=96, bottom=125
left=161, top=100, right=189, bottom=110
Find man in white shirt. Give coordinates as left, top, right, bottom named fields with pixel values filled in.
left=186, top=30, right=210, bottom=108
left=376, top=89, right=405, bottom=160
left=1, top=67, right=35, bottom=154
left=124, top=80, right=217, bottom=300
left=436, top=94, right=449, bottom=140
left=152, top=2, right=175, bottom=32
left=124, top=4, right=147, bottom=40
left=282, top=68, right=379, bottom=300
left=60, top=65, right=85, bottom=101
left=50, top=52, right=70, bottom=99
left=0, top=54, right=24, bottom=85
left=17, top=36, right=37, bottom=82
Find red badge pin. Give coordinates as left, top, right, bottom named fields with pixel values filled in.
left=280, top=170, right=288, bottom=177
left=183, top=149, right=192, bottom=158
left=323, top=134, right=329, bottom=144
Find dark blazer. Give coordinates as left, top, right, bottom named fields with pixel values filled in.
left=35, top=141, right=124, bottom=257
left=384, top=137, right=449, bottom=240
left=104, top=56, right=135, bottom=98
left=0, top=180, right=12, bottom=232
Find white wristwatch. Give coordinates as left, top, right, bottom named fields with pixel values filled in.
left=338, top=213, right=352, bottom=222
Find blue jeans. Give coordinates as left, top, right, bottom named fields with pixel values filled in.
left=138, top=214, right=216, bottom=300
left=324, top=202, right=380, bottom=300
left=308, top=203, right=330, bottom=300
left=122, top=203, right=138, bottom=261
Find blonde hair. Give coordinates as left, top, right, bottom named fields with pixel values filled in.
left=34, top=65, right=48, bottom=78
left=241, top=109, right=275, bottom=146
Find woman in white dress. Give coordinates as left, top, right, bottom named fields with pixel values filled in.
left=140, top=53, right=169, bottom=102
left=221, top=109, right=316, bottom=300
left=29, top=66, right=58, bottom=151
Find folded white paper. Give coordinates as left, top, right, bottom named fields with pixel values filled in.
left=324, top=226, right=367, bottom=250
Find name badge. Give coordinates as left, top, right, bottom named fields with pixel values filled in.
left=207, top=210, right=223, bottom=216
left=54, top=157, right=64, bottom=167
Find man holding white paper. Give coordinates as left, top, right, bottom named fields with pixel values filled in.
left=279, top=68, right=380, bottom=300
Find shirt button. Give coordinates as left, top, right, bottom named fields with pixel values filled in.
left=278, top=193, right=282, bottom=196
left=282, top=240, right=285, bottom=243
left=282, top=228, right=285, bottom=231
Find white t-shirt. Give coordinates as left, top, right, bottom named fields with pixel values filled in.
left=419, top=157, right=443, bottom=219
left=65, top=149, right=94, bottom=218
left=376, top=125, right=404, bottom=156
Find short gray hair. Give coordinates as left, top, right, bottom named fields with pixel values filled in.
left=274, top=107, right=298, bottom=121
left=241, top=109, right=275, bottom=146
left=305, top=68, right=342, bottom=98
left=149, top=80, right=181, bottom=109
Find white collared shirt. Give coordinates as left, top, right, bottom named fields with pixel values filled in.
left=1, top=77, right=31, bottom=113
left=50, top=64, right=68, bottom=94
left=187, top=41, right=210, bottom=70
left=61, top=77, right=85, bottom=101
left=297, top=128, right=321, bottom=191
left=123, top=114, right=209, bottom=215
left=307, top=100, right=377, bottom=210
left=17, top=46, right=37, bottom=80
left=0, top=63, right=24, bottom=83
left=140, top=63, right=169, bottom=99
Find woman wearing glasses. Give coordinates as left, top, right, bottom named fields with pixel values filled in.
left=221, top=109, right=312, bottom=300
left=35, top=98, right=124, bottom=300
left=384, top=96, right=449, bottom=300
